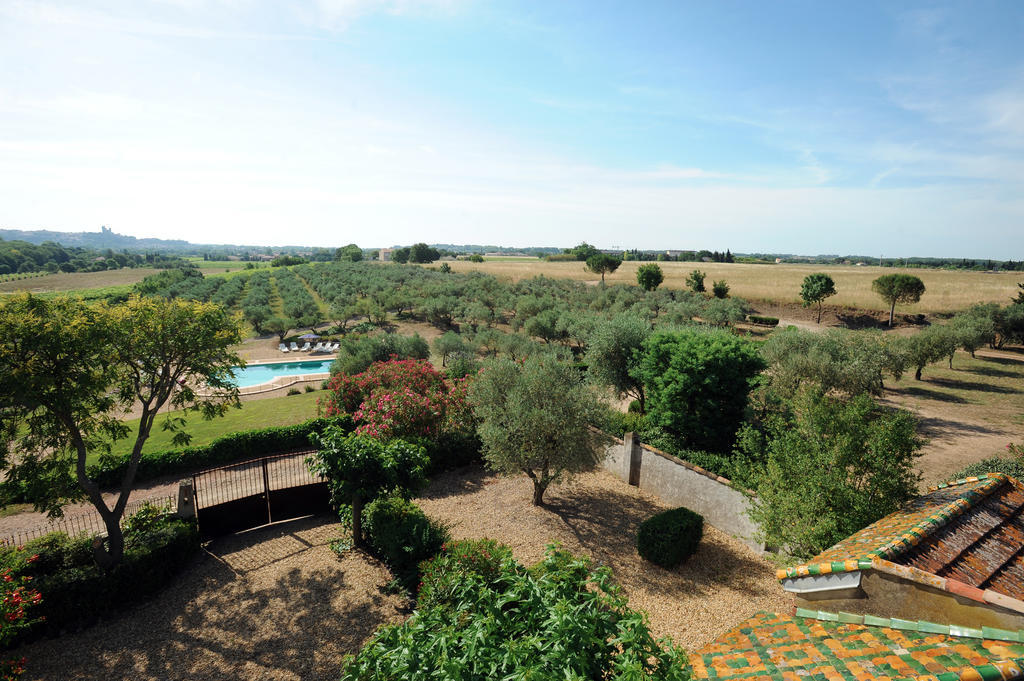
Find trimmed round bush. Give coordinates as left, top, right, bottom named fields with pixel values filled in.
left=636, top=507, right=703, bottom=568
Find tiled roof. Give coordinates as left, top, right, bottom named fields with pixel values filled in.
left=690, top=609, right=1024, bottom=681
left=777, top=475, right=1024, bottom=602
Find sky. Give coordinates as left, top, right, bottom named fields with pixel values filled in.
left=1, top=1, right=1023, bottom=257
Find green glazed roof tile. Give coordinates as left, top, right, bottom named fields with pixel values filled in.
left=689, top=611, right=1024, bottom=681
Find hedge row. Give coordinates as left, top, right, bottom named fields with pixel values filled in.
left=747, top=315, right=780, bottom=326
left=88, top=416, right=353, bottom=488
left=0, top=510, right=200, bottom=644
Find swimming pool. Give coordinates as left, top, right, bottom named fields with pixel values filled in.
left=230, top=359, right=334, bottom=388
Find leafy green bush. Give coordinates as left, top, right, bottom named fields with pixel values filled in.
left=304, top=383, right=316, bottom=392
left=747, top=315, right=779, bottom=326
left=341, top=544, right=690, bottom=680
left=287, top=387, right=302, bottom=395
left=639, top=328, right=765, bottom=453
left=364, top=496, right=449, bottom=591
left=952, top=446, right=1024, bottom=481
left=85, top=417, right=351, bottom=489
left=746, top=389, right=922, bottom=558
left=636, top=507, right=704, bottom=568
left=0, top=510, right=199, bottom=644
left=416, top=539, right=513, bottom=610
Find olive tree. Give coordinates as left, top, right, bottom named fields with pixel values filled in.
left=586, top=313, right=651, bottom=412
left=800, top=273, right=837, bottom=324
left=468, top=356, right=610, bottom=506
left=685, top=269, right=706, bottom=293
left=0, top=294, right=242, bottom=568
left=872, top=273, right=925, bottom=326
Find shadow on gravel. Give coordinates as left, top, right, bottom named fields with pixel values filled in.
left=915, top=416, right=1001, bottom=439
left=20, top=515, right=400, bottom=681
left=545, top=486, right=773, bottom=601
left=419, top=465, right=489, bottom=500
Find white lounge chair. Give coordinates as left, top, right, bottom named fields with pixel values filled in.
left=330, top=342, right=339, bottom=352
left=290, top=342, right=299, bottom=351
left=279, top=343, right=289, bottom=353
left=300, top=342, right=311, bottom=352
left=312, top=342, right=325, bottom=353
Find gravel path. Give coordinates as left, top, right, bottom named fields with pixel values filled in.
left=20, top=516, right=405, bottom=681
left=418, top=466, right=792, bottom=650
left=17, top=465, right=791, bottom=679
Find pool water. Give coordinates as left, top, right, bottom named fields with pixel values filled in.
left=230, top=359, right=334, bottom=388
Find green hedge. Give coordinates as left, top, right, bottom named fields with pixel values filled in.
left=747, top=315, right=780, bottom=326
left=88, top=416, right=353, bottom=488
left=0, top=510, right=199, bottom=644
left=364, top=496, right=449, bottom=592
left=636, top=507, right=704, bottom=568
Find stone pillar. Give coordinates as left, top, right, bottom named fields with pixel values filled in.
left=176, top=480, right=196, bottom=519
left=623, top=432, right=643, bottom=486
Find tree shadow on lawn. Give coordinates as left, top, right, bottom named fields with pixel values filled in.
left=544, top=486, right=777, bottom=602
left=959, top=364, right=1024, bottom=379
left=893, top=386, right=970, bottom=404
left=928, top=376, right=1020, bottom=394
left=20, top=516, right=400, bottom=681
left=915, top=415, right=1002, bottom=440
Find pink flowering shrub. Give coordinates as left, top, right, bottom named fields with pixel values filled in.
left=319, top=360, right=478, bottom=465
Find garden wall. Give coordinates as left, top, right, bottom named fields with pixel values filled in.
left=600, top=432, right=763, bottom=552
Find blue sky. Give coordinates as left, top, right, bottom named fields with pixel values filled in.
left=1, top=1, right=1022, bottom=257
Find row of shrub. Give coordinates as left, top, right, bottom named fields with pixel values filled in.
left=0, top=507, right=200, bottom=645
left=86, top=416, right=352, bottom=489
left=746, top=314, right=780, bottom=326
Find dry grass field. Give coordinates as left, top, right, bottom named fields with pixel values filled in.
left=0, top=267, right=161, bottom=294
left=444, top=259, right=1021, bottom=313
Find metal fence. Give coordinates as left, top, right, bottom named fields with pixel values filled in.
left=0, top=494, right=177, bottom=548
left=191, top=450, right=328, bottom=538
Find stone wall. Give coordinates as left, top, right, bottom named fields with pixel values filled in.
left=599, top=432, right=763, bottom=552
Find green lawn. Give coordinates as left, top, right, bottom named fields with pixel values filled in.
left=100, top=390, right=323, bottom=463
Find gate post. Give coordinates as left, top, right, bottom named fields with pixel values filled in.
left=176, top=480, right=197, bottom=519
left=262, top=457, right=272, bottom=525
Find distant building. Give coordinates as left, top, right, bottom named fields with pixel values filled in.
left=379, top=248, right=392, bottom=262
left=666, top=250, right=686, bottom=257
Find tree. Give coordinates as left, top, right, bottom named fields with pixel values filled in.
left=899, top=325, right=959, bottom=379
left=711, top=280, right=730, bottom=298
left=685, top=269, right=706, bottom=293
left=586, top=313, right=651, bottom=413
left=264, top=316, right=293, bottom=341
left=638, top=329, right=765, bottom=453
left=800, top=273, right=837, bottom=324
left=636, top=263, right=664, bottom=291
left=0, top=295, right=242, bottom=567
left=468, top=356, right=610, bottom=506
left=335, top=244, right=363, bottom=262
left=872, top=273, right=926, bottom=326
left=307, top=430, right=428, bottom=549
left=1015, top=283, right=1024, bottom=305
left=569, top=242, right=600, bottom=261
left=432, top=331, right=466, bottom=367
left=584, top=253, right=621, bottom=284
left=392, top=247, right=411, bottom=264
left=409, top=243, right=440, bottom=264
left=746, top=390, right=922, bottom=558
left=243, top=304, right=272, bottom=335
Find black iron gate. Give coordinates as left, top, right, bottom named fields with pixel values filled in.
left=192, top=451, right=330, bottom=538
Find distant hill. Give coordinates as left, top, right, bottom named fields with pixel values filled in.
left=0, top=226, right=191, bottom=251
